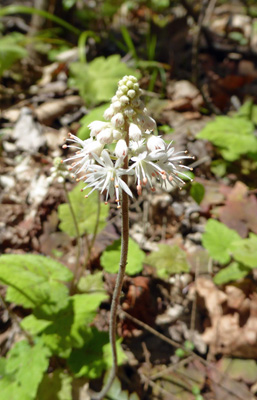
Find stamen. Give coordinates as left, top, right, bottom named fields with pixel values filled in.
left=142, top=177, right=147, bottom=185
left=137, top=185, right=142, bottom=195
left=104, top=201, right=108, bottom=205
left=151, top=187, right=156, bottom=192
left=117, top=205, right=121, bottom=209
left=62, top=144, right=67, bottom=149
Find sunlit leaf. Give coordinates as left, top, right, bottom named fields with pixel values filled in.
left=197, top=117, right=257, bottom=161
left=0, top=254, right=72, bottom=314
left=58, top=182, right=109, bottom=237
left=106, top=377, right=140, bottom=400
left=145, top=244, right=190, bottom=279
left=101, top=238, right=144, bottom=275
left=230, top=233, right=257, bottom=268
left=68, top=55, right=140, bottom=106
left=202, top=220, right=241, bottom=264
left=0, top=340, right=50, bottom=400
left=213, top=262, right=249, bottom=285
left=77, top=271, right=105, bottom=293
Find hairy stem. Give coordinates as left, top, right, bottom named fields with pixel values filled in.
left=92, top=132, right=130, bottom=400
left=63, top=181, right=81, bottom=294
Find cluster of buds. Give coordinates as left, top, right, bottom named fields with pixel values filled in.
left=62, top=75, right=193, bottom=207
left=47, top=157, right=73, bottom=184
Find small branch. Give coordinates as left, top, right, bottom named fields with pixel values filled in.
left=92, top=126, right=130, bottom=400
left=63, top=182, right=81, bottom=294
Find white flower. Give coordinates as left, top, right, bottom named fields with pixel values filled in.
left=129, top=123, right=142, bottom=142
left=147, top=135, right=165, bottom=152
left=63, top=134, right=99, bottom=175
left=84, top=150, right=133, bottom=207
left=129, top=151, right=161, bottom=195
left=149, top=142, right=194, bottom=187
left=104, top=106, right=115, bottom=120
left=111, top=113, right=124, bottom=128
left=88, top=121, right=109, bottom=137
left=113, top=129, right=124, bottom=140
left=127, top=89, right=136, bottom=98
left=115, top=139, right=128, bottom=158
left=135, top=113, right=156, bottom=132
left=96, top=128, right=113, bottom=144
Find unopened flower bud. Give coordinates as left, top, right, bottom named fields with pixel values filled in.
left=104, top=106, right=115, bottom=120
left=120, top=85, right=128, bottom=94
left=126, top=80, right=133, bottom=89
left=111, top=113, right=124, bottom=128
left=115, top=139, right=128, bottom=158
left=133, top=83, right=139, bottom=91
left=97, top=128, right=113, bottom=144
left=120, top=95, right=129, bottom=105
left=127, top=89, right=136, bottom=99
left=112, top=101, right=122, bottom=112
left=129, top=123, right=142, bottom=142
left=113, top=129, right=124, bottom=140
left=124, top=107, right=136, bottom=117
left=112, top=95, right=118, bottom=103
left=116, top=90, right=123, bottom=98
left=147, top=135, right=165, bottom=152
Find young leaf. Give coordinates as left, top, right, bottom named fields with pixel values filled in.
left=58, top=182, right=109, bottom=237
left=68, top=55, right=140, bottom=106
left=101, top=238, right=144, bottom=275
left=0, top=33, right=28, bottom=77
left=190, top=182, right=205, bottom=205
left=0, top=254, right=72, bottom=314
left=197, top=117, right=257, bottom=161
left=77, top=271, right=105, bottom=293
left=37, top=369, right=72, bottom=400
left=145, top=244, right=190, bottom=279
left=202, top=220, right=241, bottom=264
left=230, top=233, right=257, bottom=268
left=67, top=328, right=126, bottom=379
left=0, top=339, right=50, bottom=400
left=213, top=262, right=249, bottom=285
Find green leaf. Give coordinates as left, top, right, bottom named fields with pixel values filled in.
left=101, top=238, right=144, bottom=275
left=190, top=182, right=205, bottom=205
left=213, top=262, right=249, bottom=285
left=68, top=328, right=126, bottom=379
left=77, top=271, right=105, bottom=293
left=106, top=377, right=140, bottom=400
left=197, top=117, right=257, bottom=161
left=230, top=233, right=257, bottom=268
left=68, top=55, right=140, bottom=106
left=0, top=33, right=28, bottom=76
left=0, top=339, right=50, bottom=400
left=0, top=254, right=72, bottom=314
left=77, top=104, right=108, bottom=140
left=202, top=220, right=241, bottom=264
left=58, top=182, right=109, bottom=237
left=70, top=293, right=108, bottom=347
left=21, top=315, right=52, bottom=335
left=145, top=244, right=190, bottom=279
left=24, top=292, right=107, bottom=356
left=37, top=369, right=72, bottom=400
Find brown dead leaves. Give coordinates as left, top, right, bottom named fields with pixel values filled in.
left=193, top=277, right=257, bottom=358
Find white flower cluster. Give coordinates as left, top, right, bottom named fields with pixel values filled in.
left=48, top=157, right=73, bottom=183
left=63, top=75, right=193, bottom=207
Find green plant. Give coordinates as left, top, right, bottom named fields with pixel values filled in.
left=0, top=33, right=28, bottom=77
left=202, top=219, right=257, bottom=284
left=68, top=54, right=140, bottom=106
